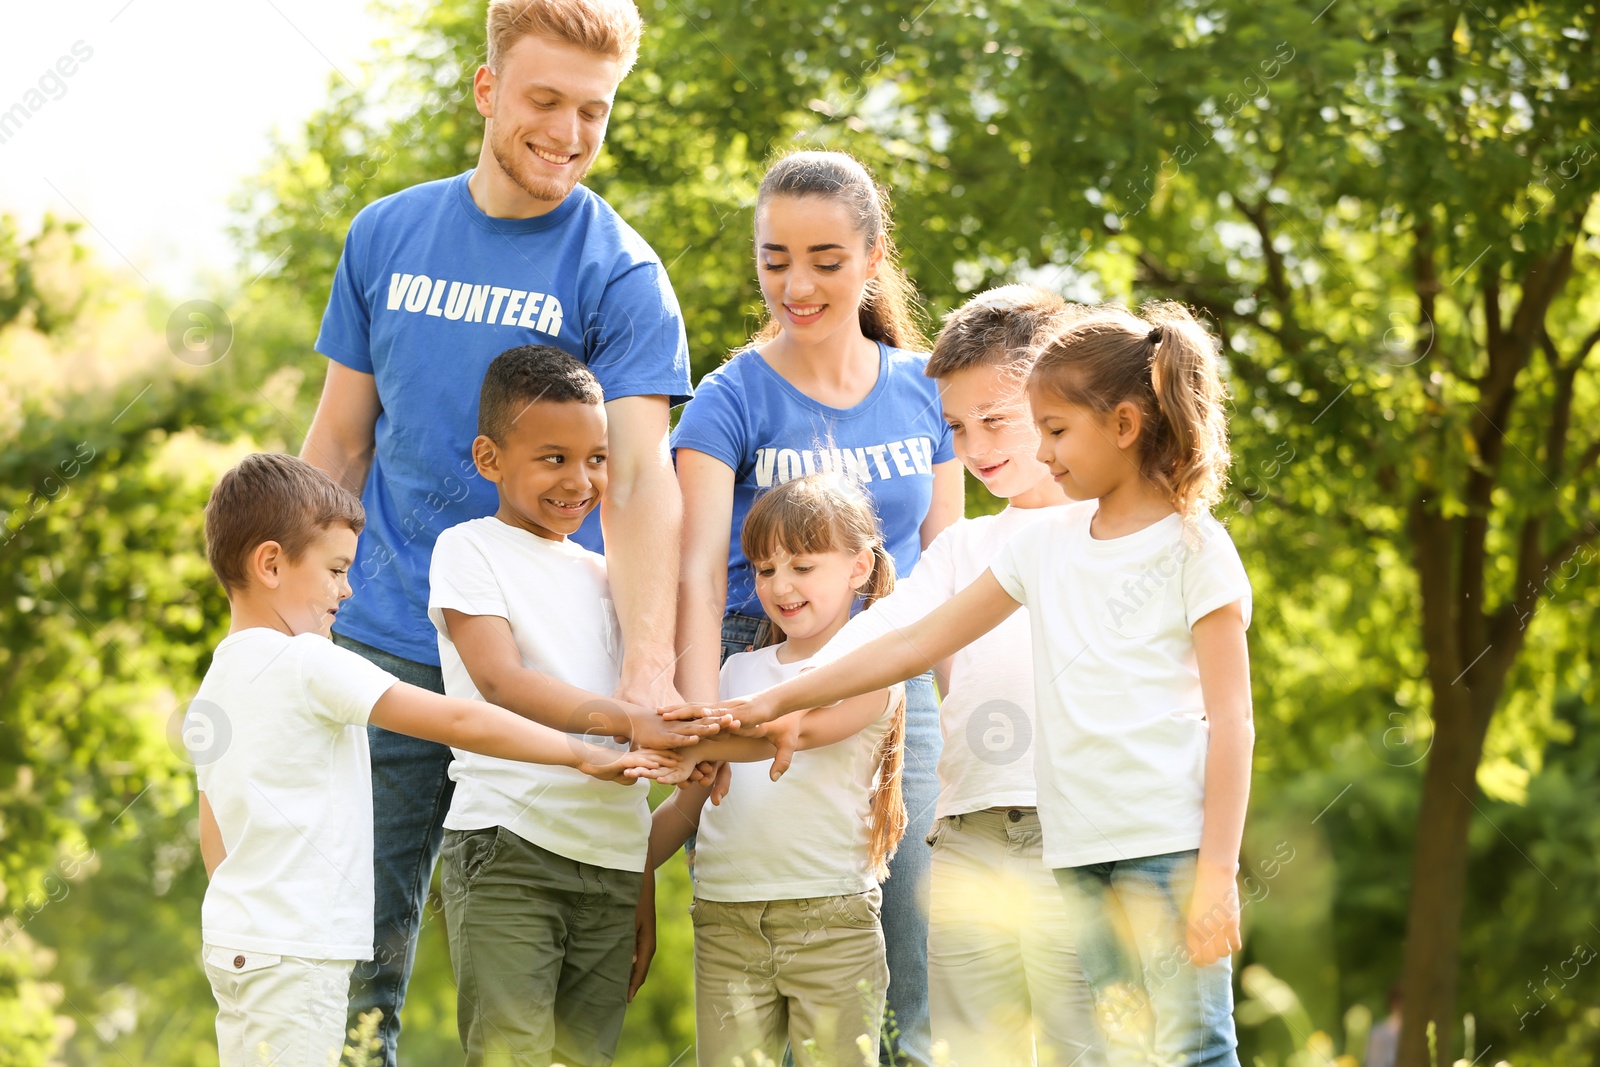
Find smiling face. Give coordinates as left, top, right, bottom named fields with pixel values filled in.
left=752, top=545, right=872, bottom=649
left=1029, top=382, right=1146, bottom=502
left=755, top=195, right=883, bottom=347
left=272, top=524, right=357, bottom=638
left=474, top=398, right=608, bottom=541
left=938, top=361, right=1064, bottom=505
left=476, top=34, right=625, bottom=207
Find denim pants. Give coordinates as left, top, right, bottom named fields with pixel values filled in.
left=1054, top=851, right=1240, bottom=1067
left=334, top=632, right=454, bottom=1067
left=718, top=615, right=938, bottom=1067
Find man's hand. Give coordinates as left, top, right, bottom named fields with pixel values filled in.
left=629, top=873, right=656, bottom=1002
left=1185, top=860, right=1242, bottom=966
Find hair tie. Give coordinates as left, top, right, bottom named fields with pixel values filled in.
left=1147, top=325, right=1163, bottom=345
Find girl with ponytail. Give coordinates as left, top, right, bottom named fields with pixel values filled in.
left=693, top=304, right=1255, bottom=1066
left=648, top=474, right=906, bottom=1067
left=672, top=150, right=961, bottom=1064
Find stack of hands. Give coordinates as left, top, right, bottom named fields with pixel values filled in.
left=580, top=693, right=805, bottom=800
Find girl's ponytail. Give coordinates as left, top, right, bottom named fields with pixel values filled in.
left=1145, top=303, right=1230, bottom=517
left=859, top=542, right=897, bottom=606
left=867, top=688, right=907, bottom=881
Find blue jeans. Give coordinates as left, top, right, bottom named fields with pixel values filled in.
left=1054, top=851, right=1239, bottom=1067
left=718, top=616, right=938, bottom=1067
left=334, top=632, right=454, bottom=1067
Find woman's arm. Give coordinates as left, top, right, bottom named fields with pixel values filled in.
left=675, top=449, right=737, bottom=703
left=1186, top=599, right=1254, bottom=966
left=920, top=459, right=965, bottom=549
left=701, top=569, right=1020, bottom=727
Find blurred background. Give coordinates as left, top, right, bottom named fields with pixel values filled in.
left=1, top=1, right=1597, bottom=1064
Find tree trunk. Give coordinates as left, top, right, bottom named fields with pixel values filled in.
left=1396, top=682, right=1496, bottom=1067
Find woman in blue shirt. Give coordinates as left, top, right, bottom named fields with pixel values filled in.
left=673, top=150, right=962, bottom=1067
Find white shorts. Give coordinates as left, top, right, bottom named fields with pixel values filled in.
left=202, top=945, right=356, bottom=1067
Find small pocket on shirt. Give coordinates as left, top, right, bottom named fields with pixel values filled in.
left=203, top=945, right=282, bottom=975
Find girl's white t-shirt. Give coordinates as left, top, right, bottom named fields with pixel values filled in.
left=987, top=502, right=1252, bottom=868
left=428, top=516, right=650, bottom=873
left=693, top=645, right=895, bottom=902
left=194, top=629, right=398, bottom=959
left=814, top=506, right=1053, bottom=818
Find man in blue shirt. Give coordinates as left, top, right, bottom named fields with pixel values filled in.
left=299, top=2, right=691, bottom=1062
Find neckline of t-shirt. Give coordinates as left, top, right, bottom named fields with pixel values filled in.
left=745, top=341, right=892, bottom=419
left=452, top=171, right=585, bottom=235
left=480, top=514, right=585, bottom=550
left=216, top=626, right=290, bottom=650
left=1072, top=505, right=1184, bottom=551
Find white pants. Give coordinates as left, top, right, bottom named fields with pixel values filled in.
left=203, top=945, right=355, bottom=1067
left=927, top=810, right=1105, bottom=1067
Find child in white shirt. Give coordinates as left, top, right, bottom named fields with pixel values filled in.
left=649, top=474, right=905, bottom=1067
left=192, top=452, right=664, bottom=1067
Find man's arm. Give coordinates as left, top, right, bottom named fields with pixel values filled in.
left=300, top=361, right=380, bottom=495
left=441, top=609, right=720, bottom=749
left=198, top=792, right=225, bottom=879
left=601, top=395, right=684, bottom=709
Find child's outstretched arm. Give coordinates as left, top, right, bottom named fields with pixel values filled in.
left=368, top=682, right=673, bottom=783
left=1187, top=599, right=1254, bottom=966
left=442, top=609, right=724, bottom=750
left=681, top=569, right=1020, bottom=729
left=647, top=781, right=712, bottom=869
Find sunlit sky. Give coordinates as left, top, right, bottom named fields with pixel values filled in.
left=0, top=0, right=401, bottom=297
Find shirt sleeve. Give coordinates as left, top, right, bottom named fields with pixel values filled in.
left=586, top=261, right=693, bottom=406
left=671, top=363, right=749, bottom=472
left=427, top=527, right=510, bottom=633
left=314, top=214, right=375, bottom=374
left=300, top=637, right=400, bottom=727
left=987, top=522, right=1038, bottom=608
left=930, top=405, right=955, bottom=465
left=814, top=526, right=960, bottom=665
left=1181, top=519, right=1253, bottom=630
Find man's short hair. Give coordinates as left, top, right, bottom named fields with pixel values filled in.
left=486, top=0, right=644, bottom=73
left=926, top=285, right=1072, bottom=378
left=204, top=453, right=365, bottom=594
left=478, top=344, right=605, bottom=443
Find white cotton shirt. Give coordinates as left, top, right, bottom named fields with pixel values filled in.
left=693, top=645, right=896, bottom=902
left=814, top=506, right=1057, bottom=818
left=193, top=628, right=398, bottom=959
left=988, top=503, right=1252, bottom=868
left=428, top=516, right=650, bottom=873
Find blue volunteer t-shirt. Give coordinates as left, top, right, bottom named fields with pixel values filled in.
left=672, top=343, right=955, bottom=618
left=316, top=171, right=692, bottom=666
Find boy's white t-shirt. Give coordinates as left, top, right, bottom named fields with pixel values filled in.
left=814, top=506, right=1052, bottom=819
left=193, top=628, right=398, bottom=959
left=987, top=502, right=1252, bottom=868
left=428, top=516, right=650, bottom=873
left=693, top=645, right=895, bottom=902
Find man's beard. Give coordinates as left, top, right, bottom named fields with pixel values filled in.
left=490, top=125, right=591, bottom=204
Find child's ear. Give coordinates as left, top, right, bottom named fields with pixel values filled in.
left=848, top=547, right=874, bottom=590
left=249, top=541, right=285, bottom=589
left=472, top=435, right=503, bottom=482
left=1113, top=400, right=1144, bottom=451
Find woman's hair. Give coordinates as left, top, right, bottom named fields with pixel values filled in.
left=1029, top=302, right=1231, bottom=517
left=747, top=151, right=927, bottom=352
left=738, top=473, right=906, bottom=877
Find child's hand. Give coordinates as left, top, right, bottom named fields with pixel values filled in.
left=639, top=748, right=695, bottom=786
left=580, top=747, right=674, bottom=784
left=738, top=712, right=805, bottom=782
left=1185, top=860, right=1242, bottom=966
left=628, top=704, right=724, bottom=750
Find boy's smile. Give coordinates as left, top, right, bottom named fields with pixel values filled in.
left=939, top=363, right=1066, bottom=507
left=474, top=397, right=608, bottom=541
